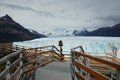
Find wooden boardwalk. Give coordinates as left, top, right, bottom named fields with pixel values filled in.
left=0, top=44, right=120, bottom=80
left=71, top=46, right=120, bottom=80
left=36, top=62, right=71, bottom=80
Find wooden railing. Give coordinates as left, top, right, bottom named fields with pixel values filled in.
left=71, top=46, right=120, bottom=80
left=0, top=50, right=23, bottom=80
left=0, top=45, right=70, bottom=80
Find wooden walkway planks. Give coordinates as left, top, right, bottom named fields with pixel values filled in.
left=35, top=62, right=71, bottom=80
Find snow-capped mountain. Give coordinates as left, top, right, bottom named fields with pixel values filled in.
left=72, top=23, right=120, bottom=37
left=41, top=27, right=97, bottom=37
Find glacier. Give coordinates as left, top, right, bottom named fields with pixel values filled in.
left=14, top=36, right=120, bottom=58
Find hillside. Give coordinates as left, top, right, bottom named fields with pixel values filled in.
left=0, top=15, right=45, bottom=43
left=73, top=23, right=120, bottom=37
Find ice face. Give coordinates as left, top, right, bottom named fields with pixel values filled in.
left=14, top=36, right=120, bottom=58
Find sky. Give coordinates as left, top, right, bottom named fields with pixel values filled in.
left=0, top=0, right=120, bottom=32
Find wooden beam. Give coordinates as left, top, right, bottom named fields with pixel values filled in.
left=0, top=50, right=22, bottom=64
left=74, top=51, right=120, bottom=70
left=75, top=71, right=87, bottom=80
left=75, top=61, right=111, bottom=80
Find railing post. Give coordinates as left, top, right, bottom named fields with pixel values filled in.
left=116, top=69, right=120, bottom=80
left=36, top=49, right=40, bottom=66
left=31, top=71, right=35, bottom=80
left=110, top=67, right=114, bottom=79
left=72, top=50, right=78, bottom=80
left=52, top=46, right=54, bottom=61
left=35, top=48, right=37, bottom=58
left=20, top=52, right=23, bottom=77
left=80, top=46, right=85, bottom=53
left=6, top=61, right=11, bottom=80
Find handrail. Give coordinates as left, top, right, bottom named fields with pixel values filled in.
left=36, top=45, right=54, bottom=49
left=0, top=50, right=22, bottom=64
left=71, top=45, right=82, bottom=50
left=75, top=60, right=111, bottom=80
left=53, top=46, right=64, bottom=61
left=0, top=50, right=23, bottom=80
left=74, top=51, right=120, bottom=70
left=24, top=45, right=54, bottom=51
left=0, top=45, right=69, bottom=80
left=71, top=45, right=120, bottom=80
left=53, top=46, right=61, bottom=52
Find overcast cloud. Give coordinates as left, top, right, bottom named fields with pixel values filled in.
left=0, top=0, right=120, bottom=32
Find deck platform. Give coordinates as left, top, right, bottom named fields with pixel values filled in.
left=0, top=45, right=120, bottom=80
left=35, top=62, right=71, bottom=80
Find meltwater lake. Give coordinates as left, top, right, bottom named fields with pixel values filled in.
left=14, top=36, right=120, bottom=58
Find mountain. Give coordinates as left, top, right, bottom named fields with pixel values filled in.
left=73, top=29, right=89, bottom=36
left=42, top=27, right=98, bottom=37
left=42, top=23, right=120, bottom=37
left=0, top=15, right=45, bottom=43
left=42, top=27, right=85, bottom=37
left=73, top=23, right=120, bottom=37
left=42, top=28, right=74, bottom=37
left=29, top=29, right=45, bottom=38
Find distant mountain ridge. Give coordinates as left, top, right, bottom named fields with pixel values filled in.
left=73, top=23, right=120, bottom=37
left=42, top=27, right=86, bottom=37
left=42, top=24, right=120, bottom=37
left=0, top=15, right=45, bottom=43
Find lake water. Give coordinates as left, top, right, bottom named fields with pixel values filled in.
left=14, top=36, right=120, bottom=58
